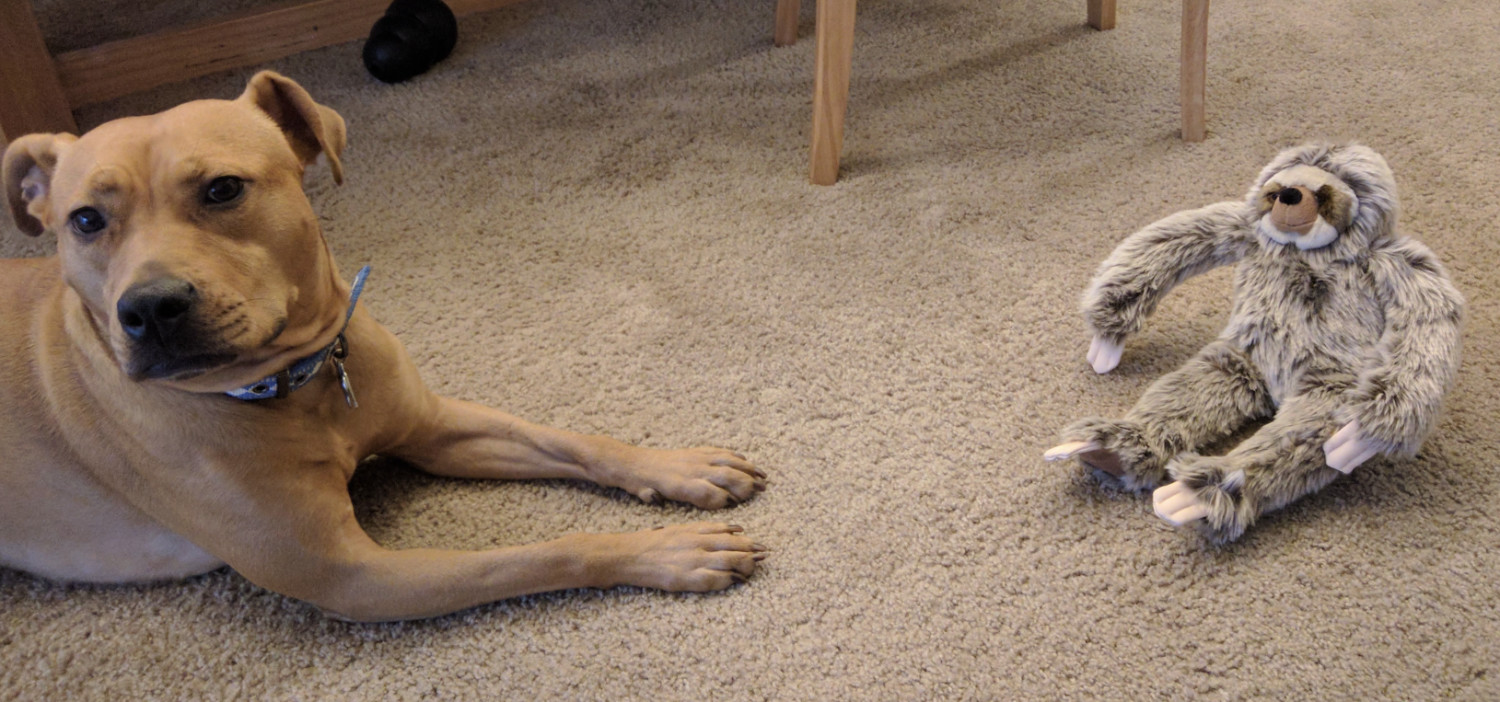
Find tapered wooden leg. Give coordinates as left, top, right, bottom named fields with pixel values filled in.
left=809, top=0, right=856, bottom=185
left=1181, top=0, right=1208, bottom=141
left=1087, top=0, right=1116, bottom=31
left=774, top=0, right=800, bottom=46
left=0, top=0, right=78, bottom=141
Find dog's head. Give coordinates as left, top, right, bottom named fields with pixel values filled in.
left=3, top=71, right=352, bottom=391
left=1245, top=143, right=1400, bottom=256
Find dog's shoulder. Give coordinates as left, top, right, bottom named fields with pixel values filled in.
left=0, top=258, right=63, bottom=371
left=0, top=257, right=60, bottom=306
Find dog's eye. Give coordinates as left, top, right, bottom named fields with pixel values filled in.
left=204, top=176, right=244, bottom=204
left=69, top=207, right=107, bottom=236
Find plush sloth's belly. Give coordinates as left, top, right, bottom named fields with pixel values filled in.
left=1223, top=257, right=1383, bottom=401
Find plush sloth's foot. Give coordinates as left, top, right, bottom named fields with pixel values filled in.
left=1159, top=454, right=1257, bottom=543
left=1045, top=417, right=1168, bottom=491
left=1152, top=481, right=1208, bottom=525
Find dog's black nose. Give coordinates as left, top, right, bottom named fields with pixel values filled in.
left=117, top=279, right=197, bottom=343
left=1277, top=187, right=1303, bottom=206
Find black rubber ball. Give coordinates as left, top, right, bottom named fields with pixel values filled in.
left=387, top=0, right=457, bottom=59
left=363, top=0, right=458, bottom=83
left=364, top=17, right=435, bottom=83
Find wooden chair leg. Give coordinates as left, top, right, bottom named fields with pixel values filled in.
left=0, top=0, right=78, bottom=141
left=809, top=0, right=856, bottom=185
left=1181, top=0, right=1208, bottom=141
left=774, top=0, right=800, bottom=47
left=1087, top=0, right=1116, bottom=31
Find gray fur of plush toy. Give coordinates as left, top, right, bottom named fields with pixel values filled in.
left=1051, top=143, right=1464, bottom=543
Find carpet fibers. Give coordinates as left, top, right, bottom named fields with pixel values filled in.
left=3, top=0, right=1498, bottom=699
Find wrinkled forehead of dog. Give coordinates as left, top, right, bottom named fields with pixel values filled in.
left=52, top=99, right=306, bottom=197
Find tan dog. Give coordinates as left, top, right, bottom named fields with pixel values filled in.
left=0, top=71, right=766, bottom=622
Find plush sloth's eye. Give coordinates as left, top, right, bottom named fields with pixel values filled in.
left=69, top=207, right=107, bottom=236
left=204, top=176, right=245, bottom=204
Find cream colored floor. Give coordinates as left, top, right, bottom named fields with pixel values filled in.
left=4, top=0, right=1498, bottom=698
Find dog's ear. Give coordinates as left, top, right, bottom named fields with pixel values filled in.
left=238, top=71, right=347, bottom=184
left=3, top=133, right=76, bottom=236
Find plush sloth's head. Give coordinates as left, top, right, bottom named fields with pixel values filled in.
left=1245, top=143, right=1399, bottom=255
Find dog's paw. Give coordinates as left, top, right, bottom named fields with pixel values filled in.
left=602, top=446, right=767, bottom=510
left=1051, top=417, right=1167, bottom=491
left=590, top=522, right=768, bottom=591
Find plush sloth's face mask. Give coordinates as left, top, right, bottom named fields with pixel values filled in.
left=1255, top=164, right=1359, bottom=251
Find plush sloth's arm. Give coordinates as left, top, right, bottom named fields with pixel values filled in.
left=1081, top=201, right=1256, bottom=344
left=1337, top=239, right=1464, bottom=457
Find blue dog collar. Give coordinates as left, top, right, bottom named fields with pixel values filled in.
left=225, top=265, right=371, bottom=405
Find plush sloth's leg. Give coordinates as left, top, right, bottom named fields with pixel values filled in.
left=1164, top=382, right=1348, bottom=543
left=1056, top=340, right=1273, bottom=491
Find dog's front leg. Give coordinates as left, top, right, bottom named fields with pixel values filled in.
left=228, top=510, right=763, bottom=621
left=319, top=521, right=763, bottom=621
left=391, top=395, right=767, bottom=508
left=150, top=455, right=763, bottom=622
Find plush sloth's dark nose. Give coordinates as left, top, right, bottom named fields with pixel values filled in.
left=117, top=278, right=197, bottom=343
left=1277, top=187, right=1303, bottom=206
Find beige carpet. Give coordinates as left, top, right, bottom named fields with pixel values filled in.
left=4, top=0, right=1498, bottom=698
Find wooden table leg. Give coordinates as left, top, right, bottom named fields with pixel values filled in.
left=774, top=0, right=800, bottom=47
left=1181, top=0, right=1208, bottom=141
left=809, top=0, right=855, bottom=185
left=0, top=0, right=78, bottom=141
left=1087, top=0, right=1116, bottom=31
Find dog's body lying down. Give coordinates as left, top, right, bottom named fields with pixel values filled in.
left=0, top=72, right=765, bottom=621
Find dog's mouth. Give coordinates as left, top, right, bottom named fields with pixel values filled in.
left=128, top=352, right=240, bottom=381
left=118, top=317, right=243, bottom=381
left=112, top=303, right=287, bottom=384
left=119, top=316, right=307, bottom=389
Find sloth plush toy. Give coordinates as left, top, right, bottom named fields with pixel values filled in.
left=1045, top=143, right=1463, bottom=543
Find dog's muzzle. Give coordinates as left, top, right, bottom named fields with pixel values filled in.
left=118, top=277, right=197, bottom=344
left=116, top=277, right=232, bottom=380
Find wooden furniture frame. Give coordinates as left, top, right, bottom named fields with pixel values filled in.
left=0, top=0, right=1208, bottom=186
left=0, top=0, right=529, bottom=142
left=777, top=0, right=1211, bottom=184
